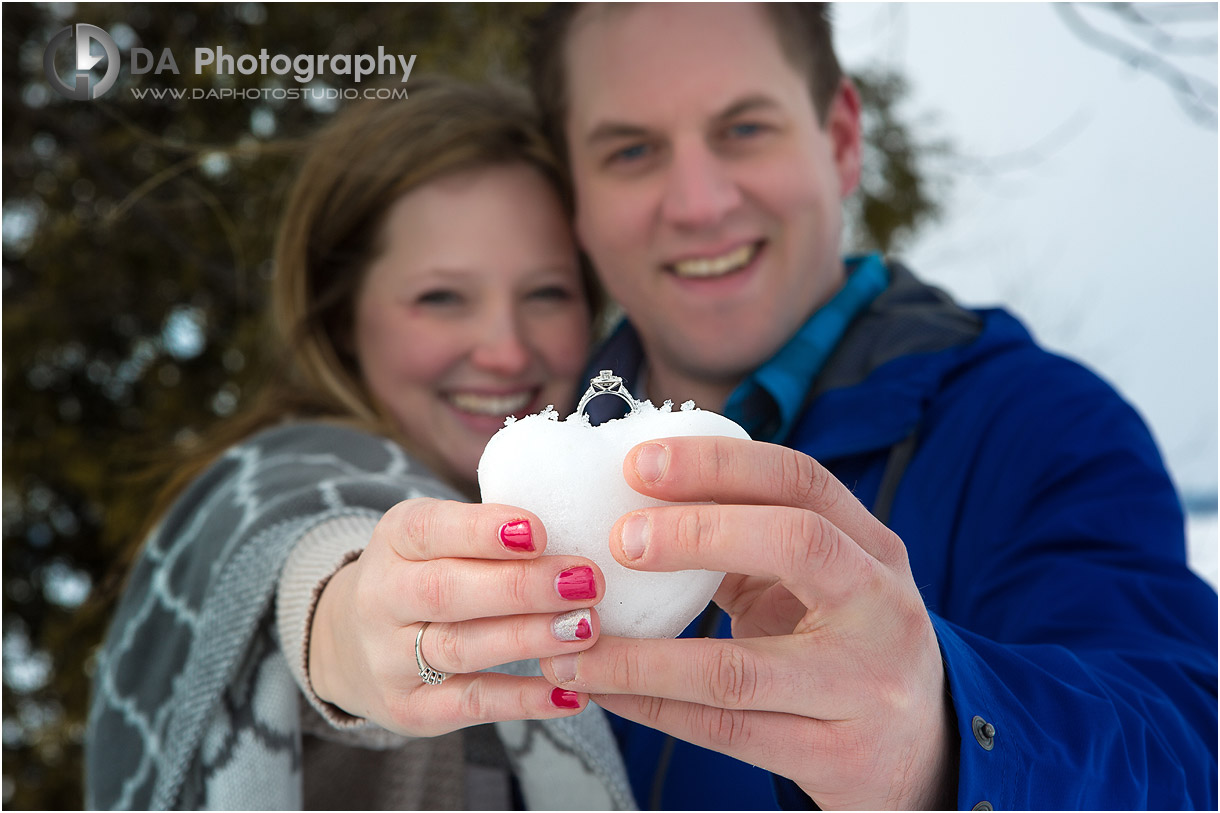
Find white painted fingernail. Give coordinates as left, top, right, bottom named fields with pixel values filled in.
left=552, top=608, right=593, bottom=642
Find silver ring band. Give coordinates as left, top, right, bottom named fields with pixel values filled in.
left=576, top=369, right=640, bottom=418
left=415, top=622, right=451, bottom=685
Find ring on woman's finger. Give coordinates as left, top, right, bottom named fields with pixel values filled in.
left=415, top=621, right=451, bottom=685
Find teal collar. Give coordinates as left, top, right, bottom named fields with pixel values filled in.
left=723, top=253, right=889, bottom=442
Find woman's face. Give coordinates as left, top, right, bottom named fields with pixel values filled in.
left=354, top=163, right=591, bottom=493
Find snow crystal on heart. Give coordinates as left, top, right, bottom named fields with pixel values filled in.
left=478, top=395, right=749, bottom=638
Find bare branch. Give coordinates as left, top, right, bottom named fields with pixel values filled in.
left=1055, top=3, right=1217, bottom=128
left=1109, top=2, right=1218, bottom=55
left=945, top=108, right=1093, bottom=176
left=1122, top=3, right=1219, bottom=24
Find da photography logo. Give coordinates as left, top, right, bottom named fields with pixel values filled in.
left=44, top=24, right=120, bottom=100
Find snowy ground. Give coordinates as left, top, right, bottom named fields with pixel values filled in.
left=1187, top=513, right=1218, bottom=590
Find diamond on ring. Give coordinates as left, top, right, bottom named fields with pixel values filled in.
left=575, top=369, right=640, bottom=419
left=415, top=622, right=451, bottom=685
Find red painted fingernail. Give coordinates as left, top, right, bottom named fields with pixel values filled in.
left=499, top=520, right=534, bottom=552
left=556, top=566, right=596, bottom=600
left=551, top=687, right=581, bottom=709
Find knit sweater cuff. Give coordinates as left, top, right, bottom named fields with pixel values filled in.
left=276, top=513, right=403, bottom=740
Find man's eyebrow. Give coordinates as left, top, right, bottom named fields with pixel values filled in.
left=583, top=95, right=784, bottom=146
left=715, top=94, right=782, bottom=121
left=583, top=121, right=652, bottom=147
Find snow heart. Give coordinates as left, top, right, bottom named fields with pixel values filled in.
left=478, top=376, right=749, bottom=638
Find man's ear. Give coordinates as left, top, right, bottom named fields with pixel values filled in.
left=827, top=78, right=863, bottom=198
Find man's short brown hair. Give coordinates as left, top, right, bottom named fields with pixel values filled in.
left=526, top=3, right=844, bottom=164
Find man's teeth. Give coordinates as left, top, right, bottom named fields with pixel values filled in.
left=447, top=391, right=533, bottom=416
left=671, top=244, right=756, bottom=278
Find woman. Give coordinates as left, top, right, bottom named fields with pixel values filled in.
left=86, top=77, right=635, bottom=810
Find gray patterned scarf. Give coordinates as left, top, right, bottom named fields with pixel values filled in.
left=85, top=422, right=635, bottom=810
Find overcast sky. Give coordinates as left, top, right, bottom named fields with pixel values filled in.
left=834, top=3, right=1218, bottom=500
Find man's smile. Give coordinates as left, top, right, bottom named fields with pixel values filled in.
left=667, top=240, right=764, bottom=279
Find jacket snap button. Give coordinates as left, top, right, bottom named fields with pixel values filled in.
left=972, top=802, right=994, bottom=811
left=971, top=715, right=996, bottom=750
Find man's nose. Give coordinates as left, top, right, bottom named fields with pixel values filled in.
left=659, top=141, right=742, bottom=230
left=470, top=307, right=532, bottom=375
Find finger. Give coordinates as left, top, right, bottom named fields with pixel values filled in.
left=594, top=693, right=831, bottom=791
left=383, top=673, right=589, bottom=738
left=611, top=504, right=873, bottom=612
left=541, top=635, right=854, bottom=719
left=380, top=498, right=548, bottom=562
left=624, top=437, right=904, bottom=567
left=413, top=608, right=599, bottom=675
left=396, top=558, right=604, bottom=623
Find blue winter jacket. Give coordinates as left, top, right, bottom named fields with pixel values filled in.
left=588, top=263, right=1218, bottom=810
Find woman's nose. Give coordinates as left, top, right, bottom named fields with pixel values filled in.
left=470, top=308, right=532, bottom=375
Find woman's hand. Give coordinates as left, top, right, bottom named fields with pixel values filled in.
left=308, top=498, right=603, bottom=736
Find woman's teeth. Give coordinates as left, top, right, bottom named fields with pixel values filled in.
left=447, top=391, right=533, bottom=416
left=671, top=243, right=757, bottom=278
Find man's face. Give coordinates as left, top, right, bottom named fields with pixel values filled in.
left=564, top=3, right=861, bottom=400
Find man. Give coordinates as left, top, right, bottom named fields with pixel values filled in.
left=527, top=3, right=1217, bottom=809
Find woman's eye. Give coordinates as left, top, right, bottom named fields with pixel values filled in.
left=529, top=285, right=574, bottom=302
left=416, top=290, right=462, bottom=307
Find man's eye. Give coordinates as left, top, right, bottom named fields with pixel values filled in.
left=607, top=143, right=650, bottom=165
left=726, top=122, right=765, bottom=139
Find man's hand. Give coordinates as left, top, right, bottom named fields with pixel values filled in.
left=541, top=436, right=958, bottom=810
